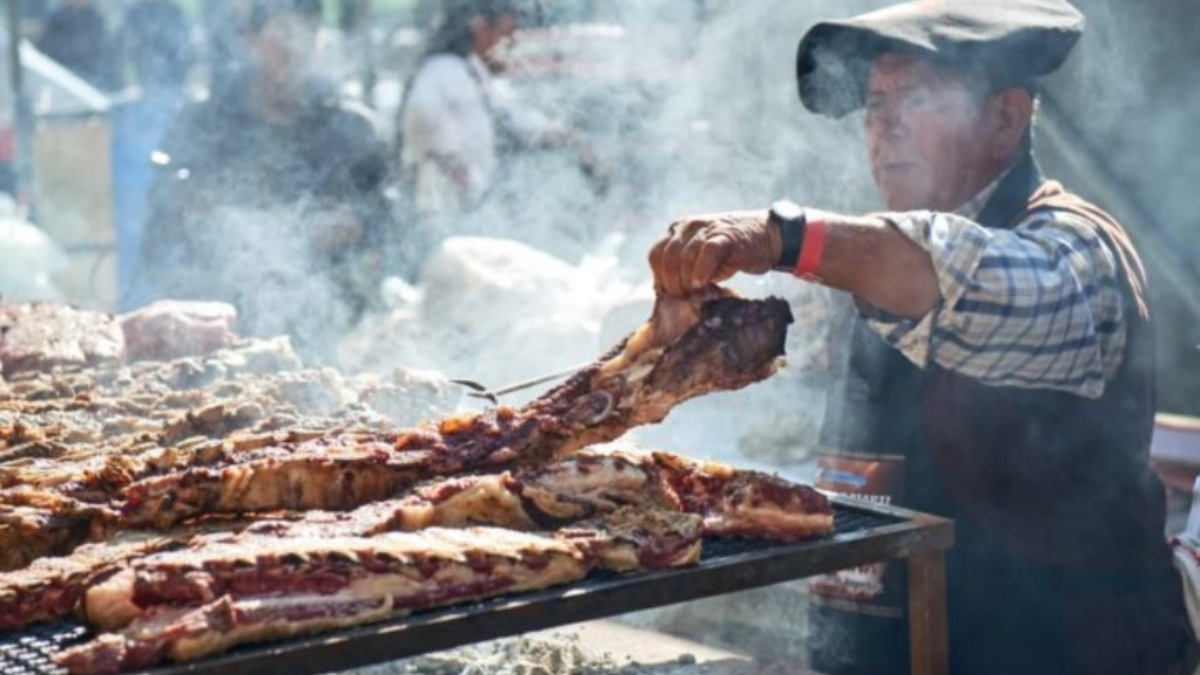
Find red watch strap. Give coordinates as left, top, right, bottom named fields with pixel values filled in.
left=793, top=219, right=828, bottom=282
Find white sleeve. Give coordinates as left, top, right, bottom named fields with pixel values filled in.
left=400, top=56, right=480, bottom=165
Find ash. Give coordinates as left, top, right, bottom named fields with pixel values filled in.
left=348, top=633, right=778, bottom=675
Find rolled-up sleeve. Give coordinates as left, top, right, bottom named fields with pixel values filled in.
left=863, top=209, right=1127, bottom=399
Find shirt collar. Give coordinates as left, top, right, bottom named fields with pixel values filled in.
left=953, top=161, right=1019, bottom=221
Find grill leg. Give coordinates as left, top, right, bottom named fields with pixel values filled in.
left=908, top=551, right=948, bottom=675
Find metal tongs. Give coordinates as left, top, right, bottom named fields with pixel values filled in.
left=450, top=362, right=589, bottom=405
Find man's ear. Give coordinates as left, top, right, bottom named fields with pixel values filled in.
left=988, top=89, right=1034, bottom=160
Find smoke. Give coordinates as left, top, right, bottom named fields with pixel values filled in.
left=329, top=0, right=902, bottom=477
left=105, top=0, right=1200, bottom=669
left=459, top=0, right=894, bottom=474
left=133, top=0, right=1200, bottom=450
left=1037, top=0, right=1200, bottom=414
left=197, top=205, right=359, bottom=362
left=325, top=0, right=889, bottom=478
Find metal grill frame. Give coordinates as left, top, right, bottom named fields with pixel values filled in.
left=0, top=496, right=953, bottom=675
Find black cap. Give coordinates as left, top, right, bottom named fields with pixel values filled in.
left=796, top=0, right=1085, bottom=117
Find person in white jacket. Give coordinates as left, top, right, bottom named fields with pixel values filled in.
left=398, top=0, right=603, bottom=243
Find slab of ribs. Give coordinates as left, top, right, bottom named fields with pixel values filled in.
left=0, top=293, right=833, bottom=675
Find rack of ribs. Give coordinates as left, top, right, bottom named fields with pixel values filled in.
left=119, top=295, right=793, bottom=528
left=0, top=451, right=829, bottom=635
left=0, top=451, right=670, bottom=631
left=649, top=451, right=834, bottom=541
left=0, top=444, right=830, bottom=634
left=244, top=449, right=831, bottom=543
left=55, top=511, right=702, bottom=675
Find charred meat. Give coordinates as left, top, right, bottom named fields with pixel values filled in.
left=60, top=528, right=593, bottom=674
left=0, top=303, right=125, bottom=379
left=120, top=295, right=792, bottom=526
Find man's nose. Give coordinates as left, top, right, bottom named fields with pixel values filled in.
left=870, top=102, right=906, bottom=139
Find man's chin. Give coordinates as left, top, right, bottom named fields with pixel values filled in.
left=875, top=172, right=926, bottom=211
left=879, top=186, right=931, bottom=212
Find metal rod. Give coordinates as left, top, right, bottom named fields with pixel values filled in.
left=465, top=362, right=590, bottom=401
left=5, top=0, right=35, bottom=208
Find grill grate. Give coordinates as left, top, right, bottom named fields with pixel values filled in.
left=0, top=503, right=904, bottom=675
left=0, top=624, right=87, bottom=675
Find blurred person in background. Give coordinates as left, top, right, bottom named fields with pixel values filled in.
left=397, top=0, right=607, bottom=259
left=111, top=0, right=193, bottom=310
left=113, top=0, right=191, bottom=92
left=36, top=0, right=114, bottom=89
left=137, top=0, right=399, bottom=362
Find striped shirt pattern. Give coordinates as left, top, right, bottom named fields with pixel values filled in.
left=863, top=174, right=1127, bottom=399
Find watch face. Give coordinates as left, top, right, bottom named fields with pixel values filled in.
left=771, top=199, right=803, bottom=222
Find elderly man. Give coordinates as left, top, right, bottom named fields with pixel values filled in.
left=649, top=1, right=1189, bottom=674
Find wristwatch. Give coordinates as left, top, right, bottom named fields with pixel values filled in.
left=769, top=199, right=806, bottom=271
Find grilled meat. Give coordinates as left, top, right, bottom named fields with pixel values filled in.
left=0, top=451, right=703, bottom=635
left=0, top=532, right=191, bottom=631
left=0, top=518, right=307, bottom=632
left=58, top=507, right=703, bottom=675
left=238, top=451, right=682, bottom=538
left=232, top=448, right=831, bottom=554
left=557, top=506, right=703, bottom=572
left=120, top=296, right=792, bottom=527
left=117, top=301, right=237, bottom=363
left=58, top=597, right=395, bottom=675
left=60, top=528, right=594, bottom=674
left=651, top=451, right=834, bottom=541
left=0, top=303, right=125, bottom=379
left=0, top=492, right=117, bottom=571
left=518, top=293, right=793, bottom=463
left=121, top=436, right=436, bottom=529
left=0, top=293, right=825, bottom=675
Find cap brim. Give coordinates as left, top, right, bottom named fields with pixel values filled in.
left=795, top=0, right=1084, bottom=118
left=796, top=22, right=929, bottom=118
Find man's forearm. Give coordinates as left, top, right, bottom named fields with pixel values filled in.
left=806, top=213, right=941, bottom=320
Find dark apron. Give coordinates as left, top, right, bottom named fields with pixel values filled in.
left=808, top=154, right=1189, bottom=675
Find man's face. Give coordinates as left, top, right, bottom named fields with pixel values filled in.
left=864, top=54, right=994, bottom=212
left=249, top=13, right=321, bottom=88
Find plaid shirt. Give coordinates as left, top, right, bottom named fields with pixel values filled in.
left=862, top=170, right=1127, bottom=399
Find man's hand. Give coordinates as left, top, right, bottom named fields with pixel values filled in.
left=648, top=210, right=781, bottom=297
